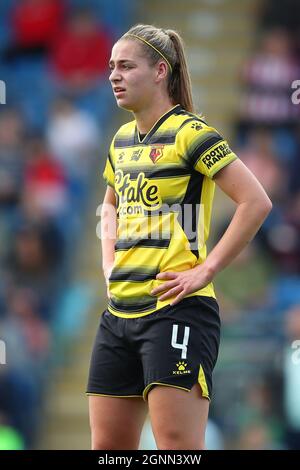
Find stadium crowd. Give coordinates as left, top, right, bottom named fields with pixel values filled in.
left=0, top=0, right=134, bottom=449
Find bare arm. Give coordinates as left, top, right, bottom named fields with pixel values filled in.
left=101, top=186, right=117, bottom=287
left=151, top=159, right=272, bottom=305
left=205, top=158, right=272, bottom=276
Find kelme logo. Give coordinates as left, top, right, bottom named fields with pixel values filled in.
left=172, top=361, right=191, bottom=375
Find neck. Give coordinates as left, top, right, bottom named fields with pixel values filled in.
left=133, top=99, right=176, bottom=134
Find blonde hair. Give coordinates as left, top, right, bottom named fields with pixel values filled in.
left=121, top=24, right=195, bottom=113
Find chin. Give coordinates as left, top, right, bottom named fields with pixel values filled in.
left=117, top=101, right=136, bottom=112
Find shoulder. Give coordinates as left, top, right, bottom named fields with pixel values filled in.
left=113, top=120, right=136, bottom=140
left=109, top=120, right=136, bottom=157
left=166, top=108, right=206, bottom=134
left=175, top=113, right=223, bottom=157
left=175, top=112, right=238, bottom=177
left=176, top=111, right=220, bottom=141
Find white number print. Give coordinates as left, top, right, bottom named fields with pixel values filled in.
left=171, top=324, right=190, bottom=359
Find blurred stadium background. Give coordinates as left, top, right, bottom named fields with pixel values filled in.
left=0, top=0, right=300, bottom=450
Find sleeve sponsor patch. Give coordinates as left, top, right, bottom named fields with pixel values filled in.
left=195, top=140, right=237, bottom=178
left=201, top=141, right=232, bottom=169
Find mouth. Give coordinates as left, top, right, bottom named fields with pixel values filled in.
left=114, top=87, right=126, bottom=95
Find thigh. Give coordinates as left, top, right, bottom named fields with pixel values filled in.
left=89, top=395, right=147, bottom=450
left=148, top=383, right=209, bottom=450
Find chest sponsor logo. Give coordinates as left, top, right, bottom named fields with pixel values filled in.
left=115, top=169, right=161, bottom=216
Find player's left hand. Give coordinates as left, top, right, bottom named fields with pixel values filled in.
left=150, top=264, right=215, bottom=306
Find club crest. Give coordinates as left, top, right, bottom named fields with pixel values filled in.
left=149, top=146, right=164, bottom=163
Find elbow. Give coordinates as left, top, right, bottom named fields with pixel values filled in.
left=258, top=195, right=272, bottom=220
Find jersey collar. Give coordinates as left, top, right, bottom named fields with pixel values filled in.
left=134, top=104, right=182, bottom=145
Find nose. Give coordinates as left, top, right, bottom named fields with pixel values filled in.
left=109, top=68, right=121, bottom=83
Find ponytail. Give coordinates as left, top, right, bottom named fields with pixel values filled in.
left=165, top=29, right=194, bottom=113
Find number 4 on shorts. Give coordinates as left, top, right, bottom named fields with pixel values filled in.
left=171, top=324, right=190, bottom=359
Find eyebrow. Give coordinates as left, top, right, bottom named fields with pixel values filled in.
left=109, top=59, right=135, bottom=66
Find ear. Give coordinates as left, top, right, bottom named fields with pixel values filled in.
left=155, top=61, right=169, bottom=83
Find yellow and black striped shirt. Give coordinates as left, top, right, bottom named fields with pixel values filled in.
left=103, top=104, right=237, bottom=318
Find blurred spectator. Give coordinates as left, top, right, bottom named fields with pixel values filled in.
left=4, top=0, right=65, bottom=61
left=46, top=97, right=101, bottom=210
left=46, top=97, right=100, bottom=176
left=221, top=376, right=283, bottom=449
left=2, top=220, right=65, bottom=322
left=263, top=191, right=300, bottom=275
left=49, top=7, right=111, bottom=94
left=239, top=29, right=300, bottom=126
left=0, top=109, right=25, bottom=267
left=23, top=135, right=69, bottom=219
left=3, top=287, right=50, bottom=361
left=237, top=422, right=277, bottom=450
left=289, top=124, right=300, bottom=194
left=237, top=128, right=288, bottom=202
left=215, top=243, right=272, bottom=321
left=0, top=109, right=24, bottom=208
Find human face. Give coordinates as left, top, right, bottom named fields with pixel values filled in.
left=109, top=39, right=158, bottom=113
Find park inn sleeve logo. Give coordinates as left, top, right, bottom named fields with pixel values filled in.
left=201, top=141, right=232, bottom=170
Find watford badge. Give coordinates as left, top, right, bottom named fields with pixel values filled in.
left=149, top=146, right=164, bottom=163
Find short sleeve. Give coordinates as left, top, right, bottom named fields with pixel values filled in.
left=177, top=120, right=238, bottom=178
left=102, top=142, right=115, bottom=188
left=103, top=154, right=115, bottom=188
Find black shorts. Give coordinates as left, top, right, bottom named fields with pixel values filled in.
left=86, top=296, right=220, bottom=402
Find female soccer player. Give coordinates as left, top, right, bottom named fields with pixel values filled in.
left=86, top=24, right=272, bottom=450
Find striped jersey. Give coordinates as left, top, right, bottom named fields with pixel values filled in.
left=102, top=104, right=238, bottom=318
